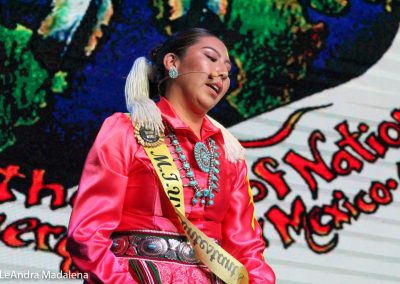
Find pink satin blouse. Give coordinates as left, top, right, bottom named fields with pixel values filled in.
left=67, top=97, right=275, bottom=283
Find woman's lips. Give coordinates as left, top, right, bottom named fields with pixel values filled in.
left=206, top=82, right=222, bottom=97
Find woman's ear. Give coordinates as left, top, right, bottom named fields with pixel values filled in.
left=163, top=53, right=179, bottom=71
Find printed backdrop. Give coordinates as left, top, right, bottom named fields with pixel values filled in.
left=0, top=0, right=399, bottom=283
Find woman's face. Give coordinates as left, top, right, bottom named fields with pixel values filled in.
left=165, top=36, right=231, bottom=115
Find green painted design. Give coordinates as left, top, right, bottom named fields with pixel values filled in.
left=225, top=0, right=325, bottom=117
left=310, top=0, right=349, bottom=14
left=51, top=71, right=68, bottom=93
left=0, top=24, right=48, bottom=151
left=0, top=24, right=68, bottom=152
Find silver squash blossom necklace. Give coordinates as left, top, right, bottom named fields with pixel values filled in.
left=165, top=124, right=220, bottom=206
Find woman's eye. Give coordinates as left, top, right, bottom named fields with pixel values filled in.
left=206, top=55, right=217, bottom=62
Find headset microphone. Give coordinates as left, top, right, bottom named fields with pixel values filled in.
left=178, top=71, right=227, bottom=78
left=177, top=71, right=209, bottom=77
left=159, top=71, right=228, bottom=86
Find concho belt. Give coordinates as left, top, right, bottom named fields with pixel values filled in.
left=110, top=230, right=200, bottom=264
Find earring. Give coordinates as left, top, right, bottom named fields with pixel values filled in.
left=169, top=68, right=179, bottom=79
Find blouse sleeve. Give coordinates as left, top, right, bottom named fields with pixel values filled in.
left=221, top=159, right=276, bottom=284
left=67, top=113, right=138, bottom=284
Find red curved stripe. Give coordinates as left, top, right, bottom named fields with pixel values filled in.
left=240, top=104, right=332, bottom=148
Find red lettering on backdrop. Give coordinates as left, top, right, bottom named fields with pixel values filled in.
left=365, top=133, right=388, bottom=157
left=265, top=196, right=306, bottom=247
left=246, top=107, right=400, bottom=254
left=0, top=166, right=75, bottom=272
left=55, top=236, right=77, bottom=274
left=264, top=178, right=398, bottom=253
left=330, top=148, right=363, bottom=176
left=322, top=197, right=351, bottom=229
left=35, top=223, right=65, bottom=251
left=303, top=213, right=339, bottom=254
left=335, top=122, right=377, bottom=162
left=27, top=169, right=67, bottom=209
left=2, top=217, right=39, bottom=247
left=0, top=213, right=72, bottom=272
left=0, top=165, right=25, bottom=202
left=333, top=190, right=360, bottom=219
left=308, top=207, right=332, bottom=236
left=283, top=130, right=336, bottom=199
left=252, top=157, right=291, bottom=199
left=250, top=180, right=268, bottom=202
left=354, top=190, right=378, bottom=214
left=370, top=180, right=397, bottom=205
left=378, top=121, right=400, bottom=147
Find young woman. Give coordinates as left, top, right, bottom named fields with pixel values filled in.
left=67, top=28, right=275, bottom=284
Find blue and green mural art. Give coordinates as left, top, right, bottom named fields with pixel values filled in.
left=0, top=0, right=399, bottom=273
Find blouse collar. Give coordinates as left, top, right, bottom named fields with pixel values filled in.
left=155, top=96, right=223, bottom=142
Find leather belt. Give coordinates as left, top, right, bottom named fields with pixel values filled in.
left=110, top=230, right=200, bottom=264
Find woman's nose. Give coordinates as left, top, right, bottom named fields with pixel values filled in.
left=210, top=71, right=229, bottom=80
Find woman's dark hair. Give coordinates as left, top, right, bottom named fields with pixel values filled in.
left=149, top=28, right=221, bottom=97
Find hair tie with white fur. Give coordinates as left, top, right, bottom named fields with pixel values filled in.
left=125, top=56, right=164, bottom=135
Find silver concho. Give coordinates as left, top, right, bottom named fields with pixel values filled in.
left=164, top=239, right=181, bottom=260
left=139, top=127, right=160, bottom=143
left=134, top=124, right=164, bottom=147
left=110, top=236, right=129, bottom=256
left=137, top=237, right=168, bottom=257
left=177, top=242, right=198, bottom=264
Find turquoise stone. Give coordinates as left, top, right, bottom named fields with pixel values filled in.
left=176, top=146, right=183, bottom=152
left=187, top=171, right=194, bottom=177
left=213, top=167, right=219, bottom=174
left=180, top=154, right=187, bottom=160
left=211, top=183, right=217, bottom=189
left=211, top=175, right=218, bottom=181
left=203, top=189, right=210, bottom=196
left=201, top=199, right=206, bottom=205
left=192, top=198, right=198, bottom=204
left=208, top=200, right=214, bottom=206
left=210, top=193, right=215, bottom=199
left=195, top=191, right=202, bottom=197
left=172, top=139, right=179, bottom=145
left=148, top=244, right=157, bottom=250
left=189, top=180, right=198, bottom=186
left=183, top=162, right=190, bottom=169
left=214, top=160, right=220, bottom=166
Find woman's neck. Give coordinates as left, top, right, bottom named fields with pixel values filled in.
left=164, top=94, right=204, bottom=139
